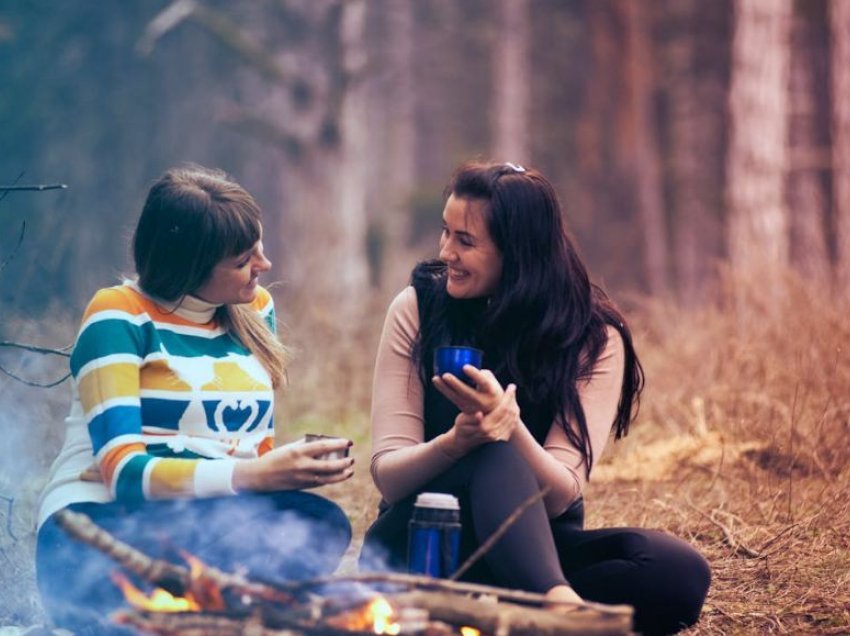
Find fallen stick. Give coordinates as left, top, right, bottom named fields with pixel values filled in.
left=392, top=590, right=633, bottom=636
left=283, top=571, right=625, bottom=616
left=54, top=508, right=293, bottom=606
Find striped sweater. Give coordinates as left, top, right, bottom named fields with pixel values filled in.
left=38, top=281, right=277, bottom=525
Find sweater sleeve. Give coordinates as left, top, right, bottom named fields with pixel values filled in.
left=369, top=287, right=458, bottom=503
left=71, top=287, right=239, bottom=502
left=508, top=325, right=625, bottom=516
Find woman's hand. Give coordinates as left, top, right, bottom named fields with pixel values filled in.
left=440, top=384, right=520, bottom=458
left=232, top=438, right=354, bottom=492
left=432, top=365, right=504, bottom=414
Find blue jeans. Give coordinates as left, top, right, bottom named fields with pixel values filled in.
left=37, top=491, right=351, bottom=635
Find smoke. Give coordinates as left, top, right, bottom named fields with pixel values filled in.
left=0, top=316, right=75, bottom=627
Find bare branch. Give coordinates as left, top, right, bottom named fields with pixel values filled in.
left=0, top=221, right=25, bottom=275
left=451, top=486, right=551, bottom=581
left=0, top=364, right=71, bottom=388
left=0, top=341, right=72, bottom=357
left=190, top=3, right=299, bottom=86
left=0, top=184, right=67, bottom=192
left=0, top=494, right=17, bottom=541
left=136, top=0, right=197, bottom=56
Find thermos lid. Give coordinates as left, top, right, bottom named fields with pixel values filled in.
left=414, top=492, right=460, bottom=510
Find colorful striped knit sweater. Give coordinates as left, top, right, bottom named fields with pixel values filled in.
left=38, top=281, right=277, bottom=526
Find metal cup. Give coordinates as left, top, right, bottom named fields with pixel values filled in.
left=433, top=346, right=484, bottom=386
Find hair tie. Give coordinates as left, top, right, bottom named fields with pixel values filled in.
left=504, top=162, right=526, bottom=173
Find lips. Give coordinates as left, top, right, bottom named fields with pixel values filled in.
left=447, top=267, right=469, bottom=282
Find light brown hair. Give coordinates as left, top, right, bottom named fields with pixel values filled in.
left=133, top=164, right=288, bottom=387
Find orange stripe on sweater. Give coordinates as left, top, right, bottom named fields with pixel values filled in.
left=99, top=442, right=146, bottom=486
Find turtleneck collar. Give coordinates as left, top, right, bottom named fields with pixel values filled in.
left=126, top=280, right=222, bottom=325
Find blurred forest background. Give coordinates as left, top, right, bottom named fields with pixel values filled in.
left=1, top=0, right=849, bottom=634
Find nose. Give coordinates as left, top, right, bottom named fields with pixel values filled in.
left=439, top=238, right=456, bottom=263
left=254, top=253, right=272, bottom=273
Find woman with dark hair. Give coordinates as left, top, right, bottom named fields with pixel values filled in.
left=360, top=161, right=710, bottom=634
left=36, top=165, right=354, bottom=634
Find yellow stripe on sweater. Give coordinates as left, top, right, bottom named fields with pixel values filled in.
left=78, top=363, right=140, bottom=410
left=149, top=458, right=198, bottom=498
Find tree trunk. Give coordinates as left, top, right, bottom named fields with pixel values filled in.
left=621, top=0, right=670, bottom=297
left=787, top=0, right=831, bottom=283
left=365, top=0, right=417, bottom=292
left=660, top=0, right=730, bottom=306
left=831, top=0, right=850, bottom=290
left=493, top=0, right=530, bottom=163
left=726, top=0, right=792, bottom=279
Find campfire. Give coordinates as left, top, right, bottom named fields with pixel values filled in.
left=55, top=509, right=634, bottom=635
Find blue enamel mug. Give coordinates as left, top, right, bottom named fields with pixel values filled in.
left=433, top=346, right=484, bottom=386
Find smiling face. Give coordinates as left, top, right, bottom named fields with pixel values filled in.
left=439, top=195, right=503, bottom=299
left=193, top=238, right=272, bottom=305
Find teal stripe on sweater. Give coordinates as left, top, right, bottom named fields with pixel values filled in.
left=72, top=319, right=250, bottom=376
left=115, top=454, right=154, bottom=502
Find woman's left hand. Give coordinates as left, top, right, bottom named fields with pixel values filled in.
left=433, top=365, right=504, bottom=414
left=440, top=383, right=521, bottom=457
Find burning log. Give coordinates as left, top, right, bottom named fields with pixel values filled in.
left=53, top=508, right=293, bottom=607
left=389, top=591, right=632, bottom=636
left=55, top=509, right=635, bottom=635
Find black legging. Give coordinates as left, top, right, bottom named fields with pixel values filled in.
left=37, top=491, right=351, bottom=636
left=361, top=442, right=710, bottom=635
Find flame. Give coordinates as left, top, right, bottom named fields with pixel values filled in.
left=460, top=627, right=481, bottom=636
left=368, top=596, right=400, bottom=635
left=111, top=572, right=200, bottom=613
left=112, top=551, right=227, bottom=614
left=328, top=595, right=401, bottom=634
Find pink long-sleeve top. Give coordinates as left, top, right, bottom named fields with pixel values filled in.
left=369, top=286, right=625, bottom=518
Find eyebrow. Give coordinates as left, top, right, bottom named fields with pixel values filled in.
left=442, top=220, right=476, bottom=239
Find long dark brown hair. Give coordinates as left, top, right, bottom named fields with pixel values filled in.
left=414, top=161, right=644, bottom=475
left=132, top=164, right=288, bottom=387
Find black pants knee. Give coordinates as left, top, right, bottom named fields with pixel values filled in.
left=550, top=516, right=711, bottom=635
left=361, top=442, right=567, bottom=592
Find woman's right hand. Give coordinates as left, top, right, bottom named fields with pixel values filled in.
left=440, top=384, right=520, bottom=458
left=232, top=438, right=354, bottom=492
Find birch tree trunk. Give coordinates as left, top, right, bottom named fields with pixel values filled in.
left=621, top=0, right=670, bottom=297
left=493, top=0, right=530, bottom=163
left=661, top=0, right=729, bottom=306
left=831, top=0, right=850, bottom=290
left=726, top=0, right=792, bottom=282
left=787, top=0, right=831, bottom=282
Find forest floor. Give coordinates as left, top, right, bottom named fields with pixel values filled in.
left=1, top=273, right=848, bottom=635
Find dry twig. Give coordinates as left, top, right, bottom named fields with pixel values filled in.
left=451, top=486, right=551, bottom=581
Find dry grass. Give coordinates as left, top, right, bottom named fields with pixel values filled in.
left=2, top=272, right=848, bottom=635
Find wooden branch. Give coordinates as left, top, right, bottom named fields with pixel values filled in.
left=0, top=494, right=17, bottom=541
left=451, top=486, right=550, bottom=581
left=282, top=572, right=622, bottom=616
left=190, top=4, right=299, bottom=86
left=0, top=340, right=71, bottom=357
left=686, top=502, right=762, bottom=558
left=392, top=591, right=633, bottom=636
left=0, top=184, right=67, bottom=191
left=0, top=221, right=25, bottom=275
left=0, top=363, right=71, bottom=388
left=54, top=509, right=294, bottom=607
left=136, top=0, right=197, bottom=56
left=0, top=341, right=73, bottom=387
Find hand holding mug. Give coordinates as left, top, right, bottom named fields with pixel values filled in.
left=440, top=384, right=520, bottom=458
left=233, top=436, right=354, bottom=492
left=433, top=363, right=504, bottom=415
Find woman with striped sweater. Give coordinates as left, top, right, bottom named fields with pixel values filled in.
left=36, top=165, right=353, bottom=634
